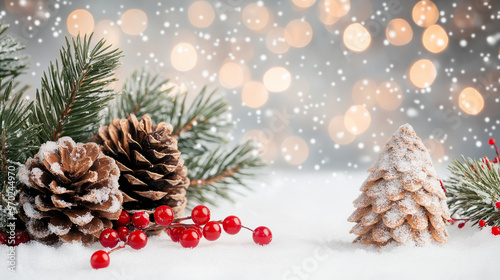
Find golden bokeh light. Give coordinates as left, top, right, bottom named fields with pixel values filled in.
left=242, top=3, right=270, bottom=31
left=386, top=18, right=413, bottom=46
left=281, top=136, right=309, bottom=165
left=67, top=9, right=94, bottom=37
left=458, top=87, right=484, bottom=115
left=351, top=79, right=378, bottom=107
left=343, top=23, right=371, bottom=52
left=422, top=24, right=449, bottom=53
left=292, top=0, right=316, bottom=8
left=266, top=27, right=290, bottom=54
left=409, top=59, right=437, bottom=88
left=376, top=81, right=403, bottom=111
left=328, top=116, right=356, bottom=145
left=412, top=1, right=439, bottom=27
left=243, top=130, right=270, bottom=154
left=219, top=62, right=245, bottom=89
left=121, top=9, right=148, bottom=35
left=171, top=43, right=197, bottom=72
left=263, top=67, right=292, bottom=93
left=94, top=20, right=120, bottom=46
left=344, top=105, right=371, bottom=135
left=284, top=19, right=313, bottom=48
left=324, top=0, right=351, bottom=18
left=188, top=1, right=215, bottom=28
left=242, top=81, right=269, bottom=108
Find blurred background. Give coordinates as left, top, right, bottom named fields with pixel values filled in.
left=0, top=0, right=499, bottom=172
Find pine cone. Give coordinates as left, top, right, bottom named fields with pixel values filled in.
left=348, top=124, right=450, bottom=246
left=18, top=137, right=122, bottom=245
left=92, top=114, right=190, bottom=229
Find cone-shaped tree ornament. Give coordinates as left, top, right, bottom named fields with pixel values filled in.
left=92, top=114, right=190, bottom=233
left=348, top=124, right=450, bottom=245
left=18, top=137, right=122, bottom=245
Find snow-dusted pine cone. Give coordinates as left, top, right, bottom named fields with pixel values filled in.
left=92, top=114, right=189, bottom=234
left=348, top=124, right=450, bottom=246
left=18, top=137, right=122, bottom=245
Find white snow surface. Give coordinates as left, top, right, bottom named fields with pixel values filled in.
left=1, top=171, right=499, bottom=280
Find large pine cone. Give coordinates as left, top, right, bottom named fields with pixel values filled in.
left=92, top=114, right=190, bottom=223
left=18, top=137, right=122, bottom=245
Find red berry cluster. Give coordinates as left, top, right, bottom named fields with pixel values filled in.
left=0, top=229, right=30, bottom=246
left=90, top=205, right=272, bottom=269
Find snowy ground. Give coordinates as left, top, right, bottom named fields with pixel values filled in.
left=1, top=171, right=499, bottom=280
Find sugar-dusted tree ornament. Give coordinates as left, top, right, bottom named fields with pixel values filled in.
left=18, top=137, right=122, bottom=244
left=348, top=124, right=450, bottom=245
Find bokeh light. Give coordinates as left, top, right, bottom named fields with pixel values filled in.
left=458, top=87, right=484, bottom=115
left=423, top=139, right=445, bottom=161
left=318, top=0, right=340, bottom=26
left=376, top=81, right=403, bottom=111
left=263, top=67, right=292, bottom=92
left=324, top=0, right=351, bottom=18
left=409, top=59, right=437, bottom=88
left=386, top=18, right=413, bottom=46
left=266, top=27, right=290, bottom=54
left=242, top=3, right=270, bottom=31
left=343, top=23, right=371, bottom=52
left=281, top=136, right=309, bottom=165
left=188, top=1, right=215, bottom=28
left=351, top=79, right=377, bottom=107
left=243, top=130, right=270, bottom=154
left=242, top=81, right=269, bottom=108
left=328, top=116, right=356, bottom=145
left=121, top=9, right=148, bottom=35
left=219, top=62, right=244, bottom=89
left=67, top=9, right=94, bottom=37
left=344, top=105, right=371, bottom=135
left=422, top=24, right=449, bottom=53
left=284, top=19, right=313, bottom=48
left=412, top=1, right=439, bottom=27
left=94, top=20, right=120, bottom=46
left=171, top=43, right=197, bottom=72
left=292, top=0, right=316, bottom=8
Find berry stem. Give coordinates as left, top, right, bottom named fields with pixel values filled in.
left=174, top=216, right=192, bottom=223
left=241, top=225, right=254, bottom=232
left=493, top=141, right=500, bottom=160
left=107, top=243, right=126, bottom=255
left=487, top=213, right=500, bottom=226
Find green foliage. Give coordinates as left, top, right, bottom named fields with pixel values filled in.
left=113, top=69, right=264, bottom=206
left=30, top=34, right=122, bottom=145
left=0, top=23, right=28, bottom=83
left=445, top=156, right=500, bottom=227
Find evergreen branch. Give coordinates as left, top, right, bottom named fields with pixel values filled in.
left=445, top=156, right=500, bottom=227
left=0, top=23, right=28, bottom=82
left=186, top=141, right=265, bottom=205
left=30, top=34, right=122, bottom=145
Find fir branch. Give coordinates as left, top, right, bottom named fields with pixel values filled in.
left=30, top=34, right=122, bottom=145
left=186, top=141, right=265, bottom=205
left=0, top=23, right=28, bottom=82
left=445, top=156, right=500, bottom=227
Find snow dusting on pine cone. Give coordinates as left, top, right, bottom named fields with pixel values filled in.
left=348, top=124, right=450, bottom=246
left=18, top=137, right=122, bottom=245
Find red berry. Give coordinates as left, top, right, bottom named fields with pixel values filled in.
left=13, top=230, right=30, bottom=246
left=191, top=205, right=210, bottom=226
left=154, top=205, right=174, bottom=226
left=90, top=250, right=110, bottom=269
left=0, top=230, right=7, bottom=245
left=117, top=226, right=129, bottom=242
left=99, top=229, right=120, bottom=248
left=492, top=226, right=500, bottom=236
left=458, top=222, right=465, bottom=229
left=479, top=220, right=486, bottom=227
left=496, top=202, right=500, bottom=209
left=116, top=211, right=131, bottom=227
left=253, top=226, right=272, bottom=245
left=189, top=225, right=203, bottom=237
left=180, top=229, right=200, bottom=248
left=169, top=227, right=186, bottom=242
left=165, top=227, right=171, bottom=237
left=489, top=138, right=496, bottom=145
left=128, top=230, right=148, bottom=250
left=222, top=216, right=242, bottom=235
left=131, top=212, right=150, bottom=229
left=203, top=221, right=222, bottom=241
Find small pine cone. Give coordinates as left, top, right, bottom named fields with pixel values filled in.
left=92, top=114, right=190, bottom=232
left=18, top=137, right=122, bottom=245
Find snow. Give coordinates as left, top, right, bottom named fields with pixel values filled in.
left=1, top=172, right=499, bottom=280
